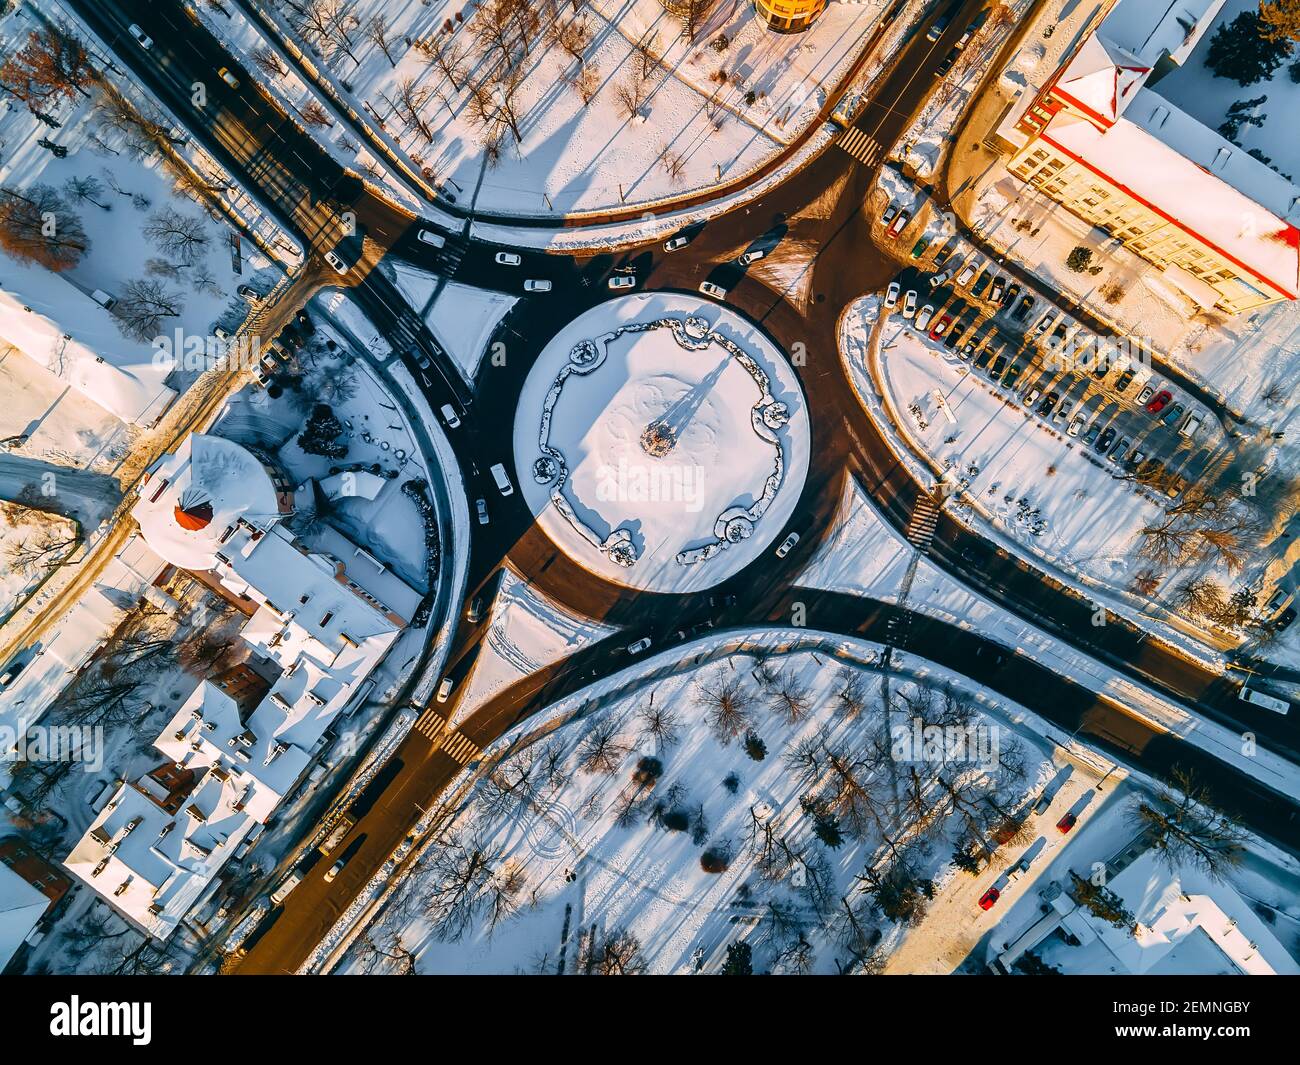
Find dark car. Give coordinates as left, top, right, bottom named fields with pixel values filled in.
left=944, top=323, right=968, bottom=349
left=989, top=276, right=1006, bottom=303
left=973, top=345, right=996, bottom=370
left=1011, top=294, right=1035, bottom=321
left=986, top=353, right=1009, bottom=380
left=296, top=309, right=315, bottom=335
left=1083, top=422, right=1102, bottom=447
left=936, top=46, right=961, bottom=75
left=1036, top=390, right=1059, bottom=417
left=1056, top=813, right=1077, bottom=834
left=1114, top=367, right=1136, bottom=393
left=1275, top=607, right=1297, bottom=632
left=1095, top=426, right=1117, bottom=453
left=958, top=339, right=978, bottom=361
left=1001, top=282, right=1021, bottom=308
left=971, top=271, right=993, bottom=299
left=1001, top=362, right=1025, bottom=389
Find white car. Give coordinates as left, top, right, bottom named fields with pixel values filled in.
left=928, top=268, right=953, bottom=290
left=1067, top=413, right=1084, bottom=437
left=324, top=250, right=348, bottom=274
left=738, top=248, right=766, bottom=265
left=439, top=403, right=460, bottom=429
left=956, top=262, right=978, bottom=286
left=775, top=532, right=800, bottom=558
left=128, top=24, right=153, bottom=49
left=608, top=275, right=636, bottom=290
left=884, top=281, right=900, bottom=309
left=417, top=229, right=446, bottom=248
left=699, top=281, right=728, bottom=299
left=523, top=279, right=552, bottom=292
left=902, top=290, right=918, bottom=318
left=627, top=637, right=652, bottom=654
left=324, top=859, right=345, bottom=883
left=436, top=677, right=454, bottom=703
left=664, top=234, right=690, bottom=252
left=495, top=251, right=522, bottom=266
left=914, top=304, right=936, bottom=331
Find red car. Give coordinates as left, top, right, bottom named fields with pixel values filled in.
left=929, top=314, right=953, bottom=340
left=1145, top=389, right=1172, bottom=414
left=1056, top=812, right=1077, bottom=834
left=978, top=886, right=1000, bottom=910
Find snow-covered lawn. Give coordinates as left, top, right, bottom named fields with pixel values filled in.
left=388, top=262, right=516, bottom=381
left=512, top=291, right=809, bottom=593
left=247, top=0, right=886, bottom=217
left=0, top=499, right=78, bottom=619
left=344, top=645, right=1052, bottom=975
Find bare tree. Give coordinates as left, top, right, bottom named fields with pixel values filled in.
left=700, top=675, right=753, bottom=744
left=417, top=31, right=468, bottom=91
left=0, top=26, right=94, bottom=109
left=766, top=673, right=811, bottom=724
left=661, top=0, right=713, bottom=41
left=1133, top=768, right=1246, bottom=879
left=549, top=14, right=592, bottom=62
left=0, top=183, right=88, bottom=270
left=1169, top=576, right=1228, bottom=622
left=582, top=927, right=646, bottom=974
left=112, top=278, right=183, bottom=341
left=293, top=0, right=361, bottom=65
left=364, top=14, right=400, bottom=67
left=417, top=833, right=503, bottom=941
left=566, top=61, right=600, bottom=106
left=615, top=71, right=649, bottom=119
left=382, top=78, right=436, bottom=143
left=300, top=99, right=333, bottom=127
left=251, top=47, right=288, bottom=80
left=142, top=206, right=209, bottom=265
left=660, top=144, right=687, bottom=185
left=834, top=668, right=869, bottom=719
left=636, top=701, right=682, bottom=748
left=4, top=524, right=79, bottom=574
left=578, top=717, right=626, bottom=775
left=62, top=174, right=109, bottom=210
left=634, top=31, right=662, bottom=78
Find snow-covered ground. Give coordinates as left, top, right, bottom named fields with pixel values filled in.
left=512, top=291, right=809, bottom=593
left=0, top=499, right=79, bottom=620
left=343, top=642, right=1051, bottom=975
left=234, top=0, right=887, bottom=218
left=388, top=262, right=516, bottom=381
left=449, top=567, right=616, bottom=728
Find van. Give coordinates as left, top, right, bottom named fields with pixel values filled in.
left=1179, top=414, right=1201, bottom=438
left=270, top=871, right=302, bottom=905
left=1238, top=686, right=1290, bottom=714
left=489, top=462, right=513, bottom=496
left=90, top=289, right=117, bottom=311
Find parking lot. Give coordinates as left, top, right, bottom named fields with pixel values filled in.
left=875, top=207, right=1224, bottom=497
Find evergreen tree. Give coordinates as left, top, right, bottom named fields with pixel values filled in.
left=1013, top=951, right=1062, bottom=975
left=742, top=730, right=767, bottom=761
left=950, top=846, right=982, bottom=874
left=297, top=403, right=348, bottom=459
left=1065, top=246, right=1093, bottom=272
left=721, top=940, right=752, bottom=975
left=1206, top=11, right=1292, bottom=87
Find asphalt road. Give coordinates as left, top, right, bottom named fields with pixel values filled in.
left=59, top=0, right=1300, bottom=974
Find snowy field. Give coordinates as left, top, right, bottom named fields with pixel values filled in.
left=512, top=291, right=809, bottom=593
left=343, top=645, right=1052, bottom=975
left=242, top=0, right=886, bottom=217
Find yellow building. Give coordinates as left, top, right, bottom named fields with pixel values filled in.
left=997, top=0, right=1299, bottom=316
left=753, top=0, right=826, bottom=34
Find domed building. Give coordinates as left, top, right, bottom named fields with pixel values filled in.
left=133, top=434, right=295, bottom=572
left=754, top=0, right=826, bottom=34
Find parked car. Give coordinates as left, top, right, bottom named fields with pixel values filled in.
left=929, top=268, right=953, bottom=290
left=524, top=279, right=552, bottom=293
left=1001, top=362, right=1024, bottom=389
left=1160, top=402, right=1185, bottom=427
left=495, top=251, right=522, bottom=266
left=1056, top=812, right=1077, bottom=834
left=490, top=462, right=514, bottom=496
left=776, top=532, right=801, bottom=558
left=944, top=323, right=969, bottom=350
left=929, top=313, right=953, bottom=340
left=475, top=497, right=489, bottom=525
left=1114, top=367, right=1137, bottom=393
left=1021, top=386, right=1041, bottom=408
left=1000, top=282, right=1021, bottom=308
left=1109, top=436, right=1130, bottom=463
left=608, top=275, right=636, bottom=290
left=324, top=857, right=347, bottom=883
left=417, top=229, right=446, bottom=248
left=989, top=276, right=1006, bottom=303
left=664, top=232, right=692, bottom=252
left=914, top=305, right=936, bottom=332
left=986, top=353, right=1009, bottom=380
left=936, top=46, right=961, bottom=75
left=738, top=248, right=767, bottom=266
left=236, top=284, right=260, bottom=304
left=1083, top=422, right=1101, bottom=446
left=1053, top=398, right=1074, bottom=423
left=884, top=281, right=901, bottom=309
left=978, top=886, right=1000, bottom=910
left=1033, top=312, right=1056, bottom=337
left=1036, top=390, right=1058, bottom=417
left=927, top=10, right=954, bottom=41
left=881, top=202, right=899, bottom=226
left=909, top=234, right=932, bottom=259
left=467, top=595, right=486, bottom=623
left=90, top=289, right=117, bottom=310
left=956, top=262, right=978, bottom=286
left=1012, top=294, right=1035, bottom=321
left=439, top=403, right=460, bottom=429
left=0, top=658, right=26, bottom=688
left=888, top=209, right=911, bottom=237
left=1179, top=414, right=1201, bottom=438
left=959, top=339, right=978, bottom=361
left=1144, top=389, right=1172, bottom=414
left=970, top=271, right=993, bottom=299
left=1275, top=607, right=1297, bottom=633
left=1095, top=426, right=1116, bottom=453
left=128, top=23, right=153, bottom=49
left=1067, top=413, right=1084, bottom=437
left=626, top=636, right=652, bottom=654
left=699, top=280, right=728, bottom=299
left=902, top=289, right=919, bottom=318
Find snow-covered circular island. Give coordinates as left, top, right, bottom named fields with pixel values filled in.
left=513, top=293, right=809, bottom=593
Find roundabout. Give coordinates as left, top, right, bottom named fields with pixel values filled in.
left=513, top=292, right=810, bottom=593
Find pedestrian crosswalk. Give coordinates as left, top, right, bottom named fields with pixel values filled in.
left=413, top=707, right=446, bottom=741
left=838, top=126, right=885, bottom=167
left=439, top=731, right=479, bottom=766
left=905, top=496, right=940, bottom=553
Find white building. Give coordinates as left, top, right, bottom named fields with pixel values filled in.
left=63, top=434, right=418, bottom=938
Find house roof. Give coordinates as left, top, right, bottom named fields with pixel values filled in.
left=0, top=862, right=48, bottom=969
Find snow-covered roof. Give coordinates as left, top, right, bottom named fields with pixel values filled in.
left=1069, top=850, right=1299, bottom=975
left=0, top=255, right=176, bottom=426
left=64, top=778, right=257, bottom=939
left=0, top=861, right=48, bottom=969
left=1097, top=0, right=1228, bottom=69
left=1041, top=107, right=1300, bottom=298
left=133, top=434, right=286, bottom=570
